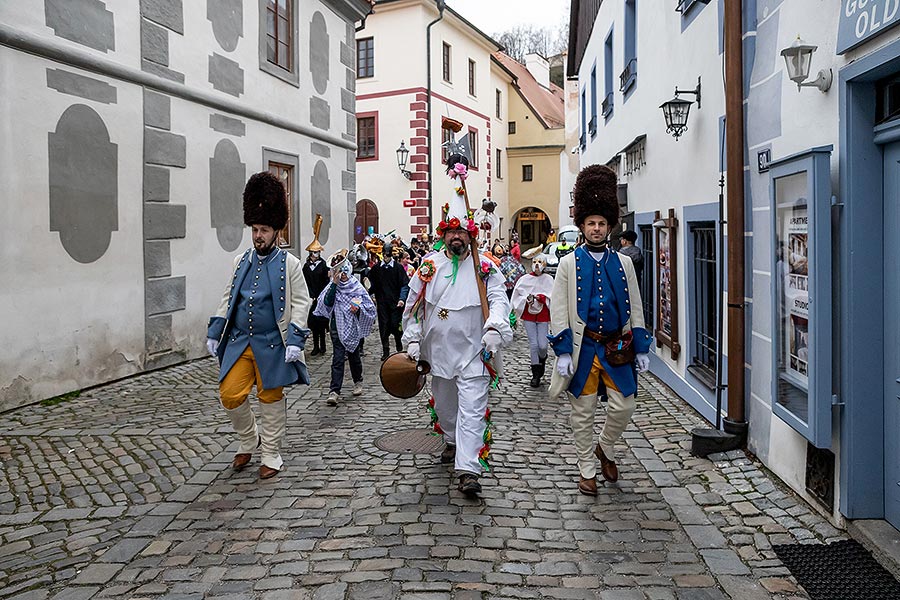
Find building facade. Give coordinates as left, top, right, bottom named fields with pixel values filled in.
left=494, top=52, right=567, bottom=250
left=570, top=0, right=900, bottom=535
left=0, top=0, right=370, bottom=411
left=354, top=0, right=511, bottom=243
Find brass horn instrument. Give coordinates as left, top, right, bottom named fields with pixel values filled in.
left=305, top=213, right=325, bottom=252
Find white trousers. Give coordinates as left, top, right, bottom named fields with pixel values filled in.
left=523, top=320, right=549, bottom=365
left=431, top=375, right=490, bottom=475
left=569, top=387, right=635, bottom=479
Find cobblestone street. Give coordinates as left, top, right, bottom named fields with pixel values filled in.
left=0, top=332, right=844, bottom=599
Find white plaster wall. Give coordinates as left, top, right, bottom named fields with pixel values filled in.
left=0, top=49, right=145, bottom=408
left=575, top=1, right=725, bottom=384
left=490, top=65, right=511, bottom=242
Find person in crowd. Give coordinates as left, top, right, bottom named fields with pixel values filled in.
left=367, top=241, right=411, bottom=360
left=618, top=229, right=644, bottom=287
left=548, top=164, right=652, bottom=496
left=302, top=244, right=330, bottom=356
left=206, top=172, right=311, bottom=480
left=314, top=250, right=376, bottom=406
left=511, top=256, right=554, bottom=387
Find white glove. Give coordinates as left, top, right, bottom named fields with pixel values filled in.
left=284, top=345, right=302, bottom=363
left=556, top=354, right=574, bottom=378
left=636, top=353, right=650, bottom=373
left=482, top=329, right=502, bottom=354
left=206, top=338, right=219, bottom=357
left=406, top=341, right=420, bottom=361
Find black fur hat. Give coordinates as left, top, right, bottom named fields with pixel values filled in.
left=572, top=164, right=619, bottom=228
left=243, top=171, right=288, bottom=230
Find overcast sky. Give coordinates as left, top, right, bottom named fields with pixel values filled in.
left=445, top=0, right=570, bottom=38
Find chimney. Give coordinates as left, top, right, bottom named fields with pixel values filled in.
left=525, top=53, right=550, bottom=89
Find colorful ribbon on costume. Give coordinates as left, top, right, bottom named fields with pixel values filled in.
left=427, top=395, right=443, bottom=435
left=478, top=407, right=493, bottom=470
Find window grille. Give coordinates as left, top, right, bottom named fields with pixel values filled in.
left=689, top=222, right=717, bottom=384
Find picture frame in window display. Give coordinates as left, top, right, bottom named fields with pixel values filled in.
left=654, top=208, right=681, bottom=359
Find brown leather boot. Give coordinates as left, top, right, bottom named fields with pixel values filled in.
left=578, top=476, right=597, bottom=496
left=440, top=443, right=456, bottom=464
left=259, top=465, right=280, bottom=479
left=594, top=445, right=619, bottom=482
left=232, top=453, right=252, bottom=471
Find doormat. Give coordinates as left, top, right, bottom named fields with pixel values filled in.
left=773, top=539, right=900, bottom=600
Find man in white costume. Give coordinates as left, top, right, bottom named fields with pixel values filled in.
left=403, top=154, right=512, bottom=497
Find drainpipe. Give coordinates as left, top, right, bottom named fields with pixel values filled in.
left=724, top=0, right=748, bottom=441
left=425, top=0, right=446, bottom=232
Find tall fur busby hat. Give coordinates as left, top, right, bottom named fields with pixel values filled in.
left=572, top=164, right=619, bottom=228
left=243, top=171, right=288, bottom=230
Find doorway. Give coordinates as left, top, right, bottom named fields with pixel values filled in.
left=354, top=199, right=378, bottom=243
left=513, top=207, right=551, bottom=248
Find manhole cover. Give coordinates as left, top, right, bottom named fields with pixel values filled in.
left=374, top=429, right=444, bottom=454
left=773, top=539, right=900, bottom=600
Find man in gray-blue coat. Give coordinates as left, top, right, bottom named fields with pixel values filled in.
left=206, top=172, right=311, bottom=479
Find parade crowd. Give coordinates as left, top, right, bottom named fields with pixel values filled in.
left=205, top=152, right=651, bottom=499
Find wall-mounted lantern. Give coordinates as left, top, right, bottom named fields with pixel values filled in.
left=781, top=36, right=832, bottom=93
left=660, top=77, right=701, bottom=140
left=396, top=141, right=412, bottom=179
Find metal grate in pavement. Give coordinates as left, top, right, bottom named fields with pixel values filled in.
left=773, top=539, right=900, bottom=600
left=373, top=428, right=444, bottom=454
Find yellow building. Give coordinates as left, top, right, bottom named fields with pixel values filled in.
left=492, top=52, right=566, bottom=249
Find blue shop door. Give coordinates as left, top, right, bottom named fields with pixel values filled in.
left=885, top=141, right=900, bottom=530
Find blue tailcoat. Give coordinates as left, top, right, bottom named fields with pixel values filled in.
left=208, top=248, right=310, bottom=389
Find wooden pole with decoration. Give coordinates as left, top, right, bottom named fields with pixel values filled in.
left=442, top=116, right=489, bottom=322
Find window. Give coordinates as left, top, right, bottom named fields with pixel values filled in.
left=640, top=225, right=654, bottom=330
left=468, top=126, right=478, bottom=169
left=266, top=0, right=292, bottom=71
left=259, top=0, right=297, bottom=86
left=442, top=42, right=451, bottom=82
left=356, top=114, right=377, bottom=160
left=689, top=222, right=717, bottom=386
left=603, top=30, right=614, bottom=118
left=441, top=127, right=452, bottom=163
left=495, top=89, right=501, bottom=119
left=621, top=0, right=637, bottom=94
left=580, top=89, right=586, bottom=148
left=522, top=164, right=533, bottom=181
left=357, top=37, right=374, bottom=78
left=496, top=148, right=502, bottom=179
left=508, top=121, right=516, bottom=134
left=589, top=65, right=598, bottom=136
left=468, top=59, right=476, bottom=95
left=268, top=162, right=293, bottom=248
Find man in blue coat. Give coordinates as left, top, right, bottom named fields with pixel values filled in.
left=206, top=172, right=311, bottom=479
left=548, top=165, right=652, bottom=496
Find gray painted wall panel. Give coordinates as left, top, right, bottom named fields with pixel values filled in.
left=311, top=142, right=331, bottom=158
left=143, top=89, right=171, bottom=130
left=49, top=104, right=118, bottom=264
left=144, top=241, right=172, bottom=277
left=311, top=161, right=331, bottom=244
left=141, top=19, right=169, bottom=66
left=46, top=69, right=117, bottom=104
left=145, top=276, right=186, bottom=315
left=209, top=53, right=245, bottom=97
left=345, top=112, right=355, bottom=139
left=341, top=170, right=355, bottom=191
left=310, top=96, right=330, bottom=130
left=209, top=113, right=246, bottom=137
left=140, top=0, right=184, bottom=34
left=340, top=41, right=354, bottom=69
left=340, top=87, right=354, bottom=113
left=747, top=75, right=782, bottom=147
left=143, top=165, right=170, bottom=202
left=346, top=149, right=355, bottom=173
left=345, top=67, right=355, bottom=93
left=144, top=203, right=186, bottom=239
left=208, top=0, right=243, bottom=52
left=210, top=139, right=246, bottom=252
left=145, top=314, right=174, bottom=353
left=750, top=10, right=778, bottom=85
left=310, top=12, right=330, bottom=95
left=141, top=59, right=185, bottom=83
left=45, top=0, right=115, bottom=53
left=144, top=128, right=186, bottom=167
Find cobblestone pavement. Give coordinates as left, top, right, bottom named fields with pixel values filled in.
left=0, top=332, right=844, bottom=599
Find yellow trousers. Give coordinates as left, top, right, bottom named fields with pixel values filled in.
left=219, top=347, right=283, bottom=409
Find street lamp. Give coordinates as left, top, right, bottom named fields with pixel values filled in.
left=660, top=77, right=701, bottom=140
left=780, top=36, right=832, bottom=93
left=396, top=141, right=412, bottom=179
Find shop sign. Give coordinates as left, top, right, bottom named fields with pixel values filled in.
left=518, top=211, right=546, bottom=221
left=838, top=0, right=900, bottom=54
